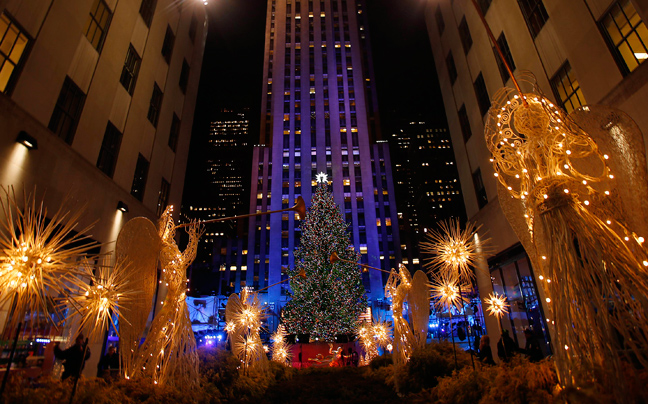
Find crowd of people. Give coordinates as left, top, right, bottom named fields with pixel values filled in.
left=477, top=328, right=545, bottom=365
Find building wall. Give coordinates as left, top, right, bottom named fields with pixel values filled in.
left=425, top=0, right=648, bottom=357
left=0, top=0, right=207, bottom=374
left=244, top=0, right=401, bottom=332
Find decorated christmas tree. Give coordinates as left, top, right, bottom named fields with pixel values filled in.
left=282, top=173, right=367, bottom=340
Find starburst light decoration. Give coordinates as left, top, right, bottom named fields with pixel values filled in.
left=270, top=325, right=292, bottom=365
left=484, top=292, right=509, bottom=320
left=66, top=259, right=133, bottom=343
left=315, top=172, right=328, bottom=184
left=0, top=188, right=96, bottom=334
left=357, top=319, right=392, bottom=365
left=485, top=73, right=648, bottom=395
left=133, top=207, right=201, bottom=387
left=421, top=218, right=490, bottom=283
left=430, top=274, right=469, bottom=313
left=225, top=288, right=267, bottom=371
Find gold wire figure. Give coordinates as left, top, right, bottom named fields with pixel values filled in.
left=385, top=264, right=415, bottom=365
left=485, top=75, right=648, bottom=394
left=225, top=288, right=267, bottom=372
left=133, top=206, right=201, bottom=387
left=271, top=325, right=292, bottom=366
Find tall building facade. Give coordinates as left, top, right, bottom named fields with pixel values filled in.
left=239, top=0, right=401, bottom=330
left=391, top=121, right=465, bottom=272
left=0, top=0, right=207, bottom=373
left=184, top=109, right=250, bottom=264
left=425, top=0, right=648, bottom=358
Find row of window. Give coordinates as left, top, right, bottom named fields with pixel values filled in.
left=0, top=0, right=196, bottom=96
left=441, top=0, right=646, bottom=122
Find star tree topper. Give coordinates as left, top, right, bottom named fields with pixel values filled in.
left=316, top=172, right=328, bottom=184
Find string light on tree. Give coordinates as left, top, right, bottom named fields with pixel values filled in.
left=282, top=177, right=367, bottom=341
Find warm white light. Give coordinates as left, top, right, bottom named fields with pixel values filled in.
left=546, top=298, right=551, bottom=303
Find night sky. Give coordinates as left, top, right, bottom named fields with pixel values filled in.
left=183, top=0, right=445, bottom=203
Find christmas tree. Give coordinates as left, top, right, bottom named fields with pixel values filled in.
left=282, top=174, right=368, bottom=341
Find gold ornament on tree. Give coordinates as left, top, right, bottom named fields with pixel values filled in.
left=485, top=74, right=648, bottom=394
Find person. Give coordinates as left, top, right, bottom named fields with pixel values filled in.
left=497, top=329, right=518, bottom=362
left=477, top=335, right=495, bottom=365
left=97, top=345, right=120, bottom=380
left=351, top=350, right=359, bottom=367
left=54, top=334, right=91, bottom=381
left=522, top=328, right=544, bottom=362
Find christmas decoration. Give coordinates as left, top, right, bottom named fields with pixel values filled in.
left=385, top=264, right=414, bottom=365
left=485, top=74, right=648, bottom=395
left=282, top=180, right=367, bottom=341
left=484, top=292, right=509, bottom=321
left=0, top=188, right=97, bottom=335
left=225, top=288, right=267, bottom=372
left=356, top=319, right=392, bottom=365
left=115, top=216, right=160, bottom=380
left=66, top=258, right=133, bottom=343
left=430, top=272, right=470, bottom=368
left=422, top=218, right=491, bottom=369
left=133, top=207, right=201, bottom=387
left=421, top=218, right=490, bottom=283
left=270, top=324, right=292, bottom=365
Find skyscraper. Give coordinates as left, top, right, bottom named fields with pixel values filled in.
left=242, top=0, right=401, bottom=330
left=391, top=120, right=465, bottom=272
left=184, top=109, right=250, bottom=264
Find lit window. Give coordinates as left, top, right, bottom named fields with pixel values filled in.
left=550, top=62, right=585, bottom=114
left=0, top=12, right=29, bottom=93
left=600, top=0, right=648, bottom=75
left=84, top=0, right=112, bottom=52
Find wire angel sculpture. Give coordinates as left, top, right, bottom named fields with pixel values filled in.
left=385, top=264, right=430, bottom=365
left=132, top=206, right=202, bottom=387
left=270, top=325, right=292, bottom=365
left=225, top=288, right=268, bottom=372
left=356, top=318, right=392, bottom=365
left=485, top=73, right=648, bottom=395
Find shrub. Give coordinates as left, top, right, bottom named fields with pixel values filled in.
left=411, top=355, right=557, bottom=404
left=393, top=341, right=472, bottom=394
left=369, top=354, right=393, bottom=370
